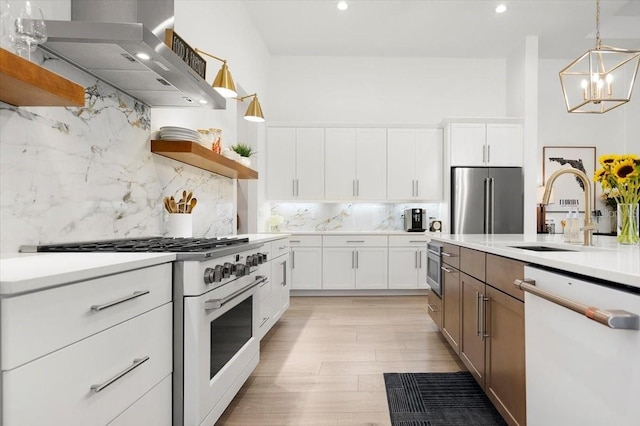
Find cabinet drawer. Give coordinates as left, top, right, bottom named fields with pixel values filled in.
left=323, top=235, right=388, bottom=247
left=1, top=264, right=172, bottom=370
left=272, top=237, right=290, bottom=258
left=388, top=235, right=430, bottom=247
left=486, top=254, right=525, bottom=302
left=441, top=242, right=460, bottom=268
left=109, top=374, right=172, bottom=426
left=260, top=241, right=272, bottom=259
left=257, top=267, right=272, bottom=302
left=2, top=303, right=172, bottom=426
left=288, top=235, right=323, bottom=247
left=427, top=290, right=442, bottom=330
left=460, top=247, right=485, bottom=282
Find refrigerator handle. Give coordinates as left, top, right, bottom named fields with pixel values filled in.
left=484, top=177, right=490, bottom=233
left=490, top=177, right=495, bottom=234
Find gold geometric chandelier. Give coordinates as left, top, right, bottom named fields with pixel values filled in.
left=559, top=0, right=640, bottom=114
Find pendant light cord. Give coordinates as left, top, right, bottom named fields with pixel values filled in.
left=595, top=0, right=601, bottom=50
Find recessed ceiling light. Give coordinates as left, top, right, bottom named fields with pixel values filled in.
left=135, top=52, right=151, bottom=60
left=337, top=1, right=348, bottom=11
left=495, top=4, right=507, bottom=14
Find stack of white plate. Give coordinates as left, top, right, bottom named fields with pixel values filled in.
left=158, top=126, right=203, bottom=143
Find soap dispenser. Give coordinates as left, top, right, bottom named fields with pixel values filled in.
left=569, top=209, right=582, bottom=244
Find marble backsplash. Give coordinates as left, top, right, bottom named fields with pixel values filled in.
left=0, top=54, right=235, bottom=253
left=269, top=203, right=442, bottom=232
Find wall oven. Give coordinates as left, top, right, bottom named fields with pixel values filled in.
left=426, top=241, right=442, bottom=297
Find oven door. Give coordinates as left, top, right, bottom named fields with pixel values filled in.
left=426, top=243, right=442, bottom=297
left=183, top=274, right=265, bottom=426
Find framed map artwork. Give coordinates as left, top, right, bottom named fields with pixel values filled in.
left=542, top=146, right=596, bottom=213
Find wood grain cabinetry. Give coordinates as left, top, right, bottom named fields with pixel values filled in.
left=426, top=289, right=443, bottom=330
left=439, top=242, right=526, bottom=426
left=441, top=252, right=461, bottom=355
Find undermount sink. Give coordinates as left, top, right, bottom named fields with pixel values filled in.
left=508, top=245, right=578, bottom=252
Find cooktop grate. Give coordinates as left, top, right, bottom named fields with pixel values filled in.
left=23, top=237, right=250, bottom=253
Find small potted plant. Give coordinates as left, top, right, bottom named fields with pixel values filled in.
left=231, top=143, right=254, bottom=167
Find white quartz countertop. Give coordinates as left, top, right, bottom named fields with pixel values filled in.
left=237, top=233, right=291, bottom=242
left=260, top=231, right=435, bottom=236
left=0, top=253, right=176, bottom=297
left=429, top=234, right=640, bottom=288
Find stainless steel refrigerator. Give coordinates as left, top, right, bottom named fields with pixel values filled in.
left=451, top=167, right=523, bottom=234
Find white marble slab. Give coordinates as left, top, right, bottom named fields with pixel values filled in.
left=429, top=234, right=640, bottom=287
left=0, top=253, right=176, bottom=296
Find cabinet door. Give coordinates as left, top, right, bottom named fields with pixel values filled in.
left=441, top=265, right=461, bottom=355
left=485, top=285, right=526, bottom=426
left=386, top=129, right=415, bottom=199
left=325, top=128, right=356, bottom=199
left=486, top=123, right=523, bottom=167
left=449, top=123, right=486, bottom=167
left=417, top=249, right=428, bottom=289
left=460, top=272, right=486, bottom=388
left=355, top=247, right=388, bottom=289
left=388, top=247, right=419, bottom=289
left=296, top=128, right=325, bottom=199
left=291, top=248, right=323, bottom=290
left=322, top=248, right=355, bottom=289
left=271, top=255, right=290, bottom=322
left=355, top=128, right=387, bottom=199
left=267, top=127, right=296, bottom=200
left=415, top=129, right=443, bottom=200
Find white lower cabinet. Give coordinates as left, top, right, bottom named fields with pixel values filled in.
left=322, top=236, right=388, bottom=290
left=388, top=235, right=429, bottom=289
left=290, top=236, right=322, bottom=290
left=108, top=365, right=172, bottom=426
left=3, top=303, right=172, bottom=426
left=271, top=240, right=291, bottom=322
left=1, top=263, right=173, bottom=426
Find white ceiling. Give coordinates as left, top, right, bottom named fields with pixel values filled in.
left=241, top=0, right=640, bottom=59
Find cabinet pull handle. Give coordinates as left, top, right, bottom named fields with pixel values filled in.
left=346, top=240, right=365, bottom=243
left=441, top=252, right=452, bottom=257
left=419, top=250, right=422, bottom=268
left=356, top=179, right=360, bottom=196
left=260, top=316, right=270, bottom=327
left=352, top=251, right=355, bottom=269
left=259, top=278, right=269, bottom=288
left=356, top=251, right=359, bottom=269
left=409, top=240, right=425, bottom=243
left=514, top=279, right=640, bottom=330
left=441, top=266, right=452, bottom=273
left=278, top=245, right=288, bottom=250
left=475, top=291, right=481, bottom=336
left=282, top=260, right=287, bottom=286
left=482, top=296, right=489, bottom=339
left=482, top=145, right=486, bottom=163
left=415, top=180, right=419, bottom=197
left=415, top=250, right=418, bottom=268
left=90, top=290, right=150, bottom=312
left=90, top=356, right=150, bottom=393
left=427, top=303, right=438, bottom=312
left=290, top=240, right=301, bottom=243
left=487, top=145, right=491, bottom=163
left=292, top=251, right=295, bottom=269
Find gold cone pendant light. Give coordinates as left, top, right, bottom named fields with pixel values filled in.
left=195, top=48, right=238, bottom=98
left=559, top=0, right=640, bottom=113
left=238, top=94, right=265, bottom=122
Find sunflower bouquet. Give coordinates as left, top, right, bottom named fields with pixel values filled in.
left=593, top=154, right=640, bottom=244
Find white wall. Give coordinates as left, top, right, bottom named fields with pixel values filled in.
left=267, top=56, right=507, bottom=123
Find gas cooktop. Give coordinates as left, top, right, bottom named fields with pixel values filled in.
left=20, top=236, right=256, bottom=260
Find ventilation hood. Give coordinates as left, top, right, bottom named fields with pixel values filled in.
left=40, top=0, right=226, bottom=109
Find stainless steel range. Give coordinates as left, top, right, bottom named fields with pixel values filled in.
left=21, top=236, right=268, bottom=426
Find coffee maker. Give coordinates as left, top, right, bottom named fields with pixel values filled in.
left=404, top=208, right=426, bottom=232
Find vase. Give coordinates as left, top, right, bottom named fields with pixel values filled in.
left=616, top=203, right=639, bottom=245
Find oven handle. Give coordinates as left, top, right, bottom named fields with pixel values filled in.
left=514, top=279, right=640, bottom=330
left=204, top=275, right=267, bottom=311
left=427, top=249, right=440, bottom=256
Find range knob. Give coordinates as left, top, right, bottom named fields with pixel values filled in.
left=246, top=255, right=255, bottom=267
left=258, top=253, right=266, bottom=264
left=223, top=262, right=234, bottom=278
left=235, top=263, right=247, bottom=277
left=250, top=254, right=259, bottom=266
left=203, top=265, right=224, bottom=284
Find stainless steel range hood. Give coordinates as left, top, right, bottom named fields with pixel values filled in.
left=40, top=0, right=226, bottom=109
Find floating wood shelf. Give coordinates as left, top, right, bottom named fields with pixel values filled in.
left=151, top=140, right=258, bottom=180
left=0, top=48, right=85, bottom=107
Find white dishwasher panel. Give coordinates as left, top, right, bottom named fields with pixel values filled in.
left=524, top=266, right=640, bottom=426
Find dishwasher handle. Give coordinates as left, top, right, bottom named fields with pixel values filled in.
left=514, top=278, right=640, bottom=330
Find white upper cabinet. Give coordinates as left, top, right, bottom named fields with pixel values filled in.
left=325, top=128, right=386, bottom=200
left=387, top=128, right=443, bottom=200
left=449, top=122, right=522, bottom=167
left=267, top=127, right=325, bottom=200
